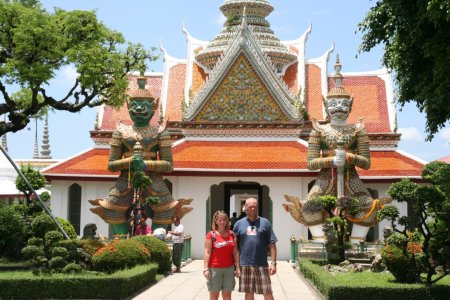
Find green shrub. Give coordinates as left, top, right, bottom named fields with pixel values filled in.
left=51, top=246, right=68, bottom=258
left=58, top=239, right=81, bottom=263
left=0, top=205, right=26, bottom=259
left=45, top=230, right=64, bottom=246
left=131, top=235, right=172, bottom=273
left=48, top=256, right=66, bottom=271
left=21, top=245, right=44, bottom=259
left=31, top=213, right=57, bottom=238
left=55, top=217, right=78, bottom=239
left=92, top=239, right=151, bottom=273
left=62, top=262, right=82, bottom=273
left=381, top=245, right=417, bottom=283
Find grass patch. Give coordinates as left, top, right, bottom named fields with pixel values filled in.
left=299, top=259, right=450, bottom=300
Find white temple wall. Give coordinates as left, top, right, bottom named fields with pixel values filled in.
left=50, top=180, right=113, bottom=238
left=363, top=182, right=407, bottom=240
left=49, top=177, right=397, bottom=261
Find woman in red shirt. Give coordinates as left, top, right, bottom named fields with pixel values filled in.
left=203, top=211, right=240, bottom=300
left=135, top=217, right=152, bottom=236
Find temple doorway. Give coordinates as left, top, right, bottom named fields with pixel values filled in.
left=206, top=181, right=271, bottom=232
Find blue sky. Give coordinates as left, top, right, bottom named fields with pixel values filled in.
left=4, top=0, right=449, bottom=162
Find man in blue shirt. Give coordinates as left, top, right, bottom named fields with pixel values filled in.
left=233, top=198, right=277, bottom=299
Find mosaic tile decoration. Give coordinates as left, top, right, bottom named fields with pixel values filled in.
left=195, top=54, right=287, bottom=122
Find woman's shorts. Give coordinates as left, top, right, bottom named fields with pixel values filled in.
left=207, top=266, right=236, bottom=292
left=238, top=266, right=272, bottom=295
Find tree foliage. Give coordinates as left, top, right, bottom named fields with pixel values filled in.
left=0, top=0, right=159, bottom=136
left=379, top=161, right=450, bottom=284
left=358, top=0, right=450, bottom=140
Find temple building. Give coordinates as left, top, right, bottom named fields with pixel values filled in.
left=42, top=0, right=425, bottom=259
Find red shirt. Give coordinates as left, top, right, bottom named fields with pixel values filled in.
left=135, top=224, right=152, bottom=236
left=206, top=230, right=235, bottom=268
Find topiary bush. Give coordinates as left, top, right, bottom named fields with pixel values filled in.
left=131, top=235, right=172, bottom=273
left=55, top=217, right=78, bottom=239
left=92, top=239, right=151, bottom=273
left=31, top=213, right=57, bottom=238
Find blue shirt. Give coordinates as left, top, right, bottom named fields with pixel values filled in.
left=233, top=216, right=277, bottom=267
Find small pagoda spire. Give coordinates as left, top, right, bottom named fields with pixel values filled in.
left=33, top=119, right=39, bottom=159
left=40, top=114, right=52, bottom=159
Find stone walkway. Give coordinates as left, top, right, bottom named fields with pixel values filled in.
left=130, top=260, right=323, bottom=300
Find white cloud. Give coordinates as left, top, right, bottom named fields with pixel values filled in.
left=398, top=127, right=423, bottom=142
left=61, top=65, right=79, bottom=82
left=439, top=128, right=450, bottom=141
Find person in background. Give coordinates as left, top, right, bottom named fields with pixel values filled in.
left=204, top=211, right=240, bottom=300
left=237, top=206, right=246, bottom=221
left=229, top=212, right=238, bottom=230
left=233, top=198, right=278, bottom=300
left=168, top=215, right=184, bottom=273
left=135, top=217, right=152, bottom=236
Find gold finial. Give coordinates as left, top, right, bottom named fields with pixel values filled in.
left=326, top=54, right=349, bottom=99
left=137, top=72, right=147, bottom=89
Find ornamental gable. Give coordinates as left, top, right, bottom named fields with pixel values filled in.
left=183, top=18, right=303, bottom=122
left=194, top=54, right=287, bottom=122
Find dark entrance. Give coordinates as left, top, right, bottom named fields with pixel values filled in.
left=207, top=181, right=271, bottom=232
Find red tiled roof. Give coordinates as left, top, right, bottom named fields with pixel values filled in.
left=42, top=143, right=424, bottom=179
left=335, top=76, right=391, bottom=133
left=304, top=64, right=392, bottom=133
left=165, top=64, right=187, bottom=122
left=172, top=140, right=308, bottom=170
left=42, top=148, right=118, bottom=178
left=437, top=155, right=450, bottom=163
left=305, top=64, right=324, bottom=120
left=282, top=63, right=299, bottom=94
left=358, top=151, right=424, bottom=177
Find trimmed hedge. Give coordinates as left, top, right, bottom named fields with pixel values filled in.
left=92, top=239, right=151, bottom=273
left=131, top=235, right=172, bottom=273
left=0, top=263, right=158, bottom=299
left=298, top=259, right=450, bottom=300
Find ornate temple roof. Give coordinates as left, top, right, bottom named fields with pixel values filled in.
left=184, top=17, right=303, bottom=122
left=195, top=0, right=297, bottom=73
left=42, top=1, right=425, bottom=181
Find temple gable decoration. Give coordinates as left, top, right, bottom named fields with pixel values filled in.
left=183, top=12, right=304, bottom=122
left=194, top=54, right=287, bottom=122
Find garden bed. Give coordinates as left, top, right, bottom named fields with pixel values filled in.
left=298, top=259, right=450, bottom=300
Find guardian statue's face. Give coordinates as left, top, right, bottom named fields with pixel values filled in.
left=326, top=97, right=352, bottom=122
left=128, top=99, right=155, bottom=127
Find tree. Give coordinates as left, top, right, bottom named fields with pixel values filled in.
left=358, top=0, right=450, bottom=140
left=15, top=164, right=46, bottom=204
left=378, top=161, right=450, bottom=284
left=0, top=0, right=158, bottom=136
left=318, top=195, right=359, bottom=263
